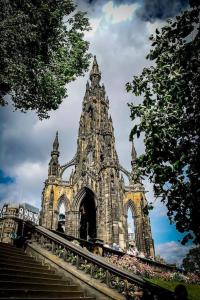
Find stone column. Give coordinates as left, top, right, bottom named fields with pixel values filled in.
left=71, top=211, right=80, bottom=238
left=52, top=210, right=59, bottom=230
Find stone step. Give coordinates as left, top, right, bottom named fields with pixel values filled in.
left=0, top=242, right=22, bottom=248
left=0, top=281, right=80, bottom=291
left=0, top=256, right=47, bottom=267
left=0, top=261, right=50, bottom=270
left=0, top=253, right=39, bottom=263
left=0, top=268, right=57, bottom=277
left=0, top=243, right=96, bottom=300
left=0, top=289, right=84, bottom=298
left=0, top=275, right=70, bottom=285
left=0, top=243, right=24, bottom=253
left=0, top=242, right=19, bottom=246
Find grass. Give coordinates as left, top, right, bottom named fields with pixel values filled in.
left=146, top=278, right=200, bottom=300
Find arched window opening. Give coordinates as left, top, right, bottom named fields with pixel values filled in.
left=57, top=200, right=66, bottom=233
left=127, top=206, right=135, bottom=245
left=79, top=189, right=96, bottom=240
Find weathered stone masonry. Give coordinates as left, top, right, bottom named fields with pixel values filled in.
left=40, top=56, right=155, bottom=257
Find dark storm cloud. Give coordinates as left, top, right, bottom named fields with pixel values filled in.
left=137, top=0, right=188, bottom=21
left=76, top=0, right=138, bottom=18
left=77, top=0, right=188, bottom=21
left=0, top=104, right=50, bottom=170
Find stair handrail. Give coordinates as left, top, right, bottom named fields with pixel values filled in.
left=32, top=225, right=174, bottom=300
left=51, top=229, right=177, bottom=272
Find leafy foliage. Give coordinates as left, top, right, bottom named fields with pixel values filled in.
left=0, top=0, right=91, bottom=118
left=182, top=247, right=200, bottom=274
left=127, top=1, right=200, bottom=244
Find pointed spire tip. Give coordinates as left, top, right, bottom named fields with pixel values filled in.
left=131, top=140, right=137, bottom=162
left=90, top=55, right=101, bottom=81
left=53, top=131, right=59, bottom=151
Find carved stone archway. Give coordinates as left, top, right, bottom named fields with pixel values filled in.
left=126, top=200, right=136, bottom=244
left=55, top=195, right=70, bottom=232
left=72, top=187, right=97, bottom=239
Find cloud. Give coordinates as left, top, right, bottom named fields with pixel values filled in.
left=0, top=0, right=188, bottom=261
left=137, top=0, right=188, bottom=21
left=102, top=1, right=139, bottom=24
left=0, top=161, right=48, bottom=208
left=156, top=241, right=193, bottom=265
left=85, top=17, right=101, bottom=37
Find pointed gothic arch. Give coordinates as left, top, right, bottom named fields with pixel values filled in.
left=72, top=187, right=97, bottom=240
left=125, top=200, right=136, bottom=245
left=56, top=194, right=70, bottom=232
left=72, top=186, right=97, bottom=211
left=57, top=194, right=70, bottom=211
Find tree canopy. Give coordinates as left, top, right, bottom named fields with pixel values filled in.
left=127, top=0, right=200, bottom=244
left=182, top=246, right=200, bottom=274
left=0, top=0, right=91, bottom=119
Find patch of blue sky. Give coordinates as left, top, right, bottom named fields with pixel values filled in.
left=151, top=213, right=186, bottom=244
left=0, top=169, right=15, bottom=185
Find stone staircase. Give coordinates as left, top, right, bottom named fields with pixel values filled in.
left=0, top=242, right=96, bottom=300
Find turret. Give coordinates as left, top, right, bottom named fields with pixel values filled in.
left=48, top=131, right=60, bottom=178
left=130, top=140, right=138, bottom=185
left=53, top=131, right=59, bottom=152
left=131, top=140, right=137, bottom=168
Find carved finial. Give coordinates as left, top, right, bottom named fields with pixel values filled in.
left=131, top=140, right=137, bottom=166
left=90, top=55, right=101, bottom=85
left=53, top=131, right=59, bottom=151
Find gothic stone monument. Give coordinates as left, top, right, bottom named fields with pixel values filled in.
left=41, top=56, right=155, bottom=257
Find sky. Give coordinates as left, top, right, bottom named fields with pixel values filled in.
left=0, top=0, right=192, bottom=264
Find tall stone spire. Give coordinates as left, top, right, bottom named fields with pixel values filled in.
left=48, top=131, right=60, bottom=178
left=78, top=56, right=118, bottom=167
left=90, top=56, right=101, bottom=87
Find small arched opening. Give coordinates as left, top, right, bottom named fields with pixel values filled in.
left=127, top=201, right=135, bottom=246
left=57, top=196, right=67, bottom=233
left=79, top=188, right=96, bottom=240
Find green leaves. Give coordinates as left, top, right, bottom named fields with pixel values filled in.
left=0, top=0, right=91, bottom=119
left=127, top=3, right=200, bottom=244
